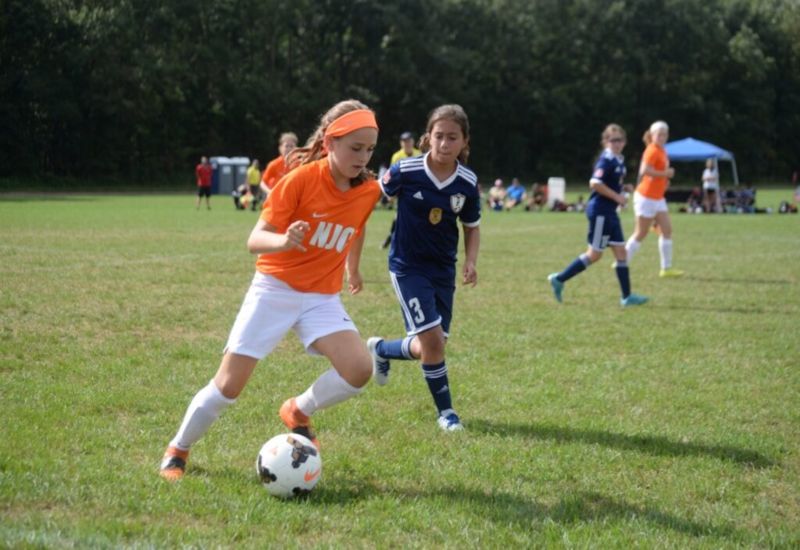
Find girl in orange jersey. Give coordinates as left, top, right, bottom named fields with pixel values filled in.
left=259, top=131, right=299, bottom=197
left=160, top=100, right=381, bottom=481
left=624, top=121, right=684, bottom=277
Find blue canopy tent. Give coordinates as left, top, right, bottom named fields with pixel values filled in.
left=665, top=137, right=739, bottom=186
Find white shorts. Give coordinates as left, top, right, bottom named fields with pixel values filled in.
left=633, top=191, right=669, bottom=218
left=224, top=272, right=358, bottom=360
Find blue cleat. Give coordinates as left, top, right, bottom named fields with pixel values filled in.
left=437, top=410, right=464, bottom=432
left=367, top=337, right=391, bottom=386
left=547, top=273, right=564, bottom=303
left=621, top=293, right=649, bottom=307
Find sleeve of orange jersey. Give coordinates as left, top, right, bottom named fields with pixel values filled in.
left=642, top=145, right=657, bottom=168
left=261, top=173, right=305, bottom=232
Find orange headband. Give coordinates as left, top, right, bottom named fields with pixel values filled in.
left=324, top=109, right=378, bottom=138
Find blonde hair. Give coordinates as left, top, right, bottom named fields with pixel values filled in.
left=279, top=132, right=298, bottom=146
left=642, top=120, right=668, bottom=145
left=601, top=123, right=626, bottom=145
left=419, top=104, right=471, bottom=164
left=287, top=99, right=376, bottom=186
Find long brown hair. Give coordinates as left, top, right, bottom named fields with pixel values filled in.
left=419, top=104, right=471, bottom=164
left=287, top=99, right=376, bottom=186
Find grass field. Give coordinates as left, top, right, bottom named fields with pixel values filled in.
left=1, top=190, right=798, bottom=548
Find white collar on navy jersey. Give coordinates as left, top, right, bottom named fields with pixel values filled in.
left=603, top=148, right=625, bottom=163
left=423, top=151, right=460, bottom=190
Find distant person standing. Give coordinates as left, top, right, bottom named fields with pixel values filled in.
left=261, top=132, right=299, bottom=197
left=195, top=156, right=213, bottom=210
left=381, top=132, right=422, bottom=249
left=625, top=121, right=684, bottom=278
left=246, top=159, right=261, bottom=211
left=391, top=131, right=422, bottom=165
left=701, top=158, right=721, bottom=213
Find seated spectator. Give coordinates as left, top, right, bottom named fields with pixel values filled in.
left=504, top=177, right=527, bottom=210
left=722, top=188, right=738, bottom=212
left=488, top=179, right=506, bottom=211
left=681, top=186, right=703, bottom=213
left=232, top=183, right=252, bottom=210
left=571, top=195, right=586, bottom=213
left=525, top=182, right=547, bottom=211
left=736, top=185, right=756, bottom=213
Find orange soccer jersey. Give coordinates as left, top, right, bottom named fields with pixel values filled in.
left=637, top=143, right=669, bottom=200
left=256, top=158, right=381, bottom=294
left=261, top=155, right=290, bottom=190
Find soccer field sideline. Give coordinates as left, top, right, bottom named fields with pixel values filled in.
left=1, top=194, right=798, bottom=547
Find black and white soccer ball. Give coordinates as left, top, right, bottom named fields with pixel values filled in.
left=256, top=433, right=322, bottom=498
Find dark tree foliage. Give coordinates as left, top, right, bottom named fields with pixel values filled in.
left=1, top=0, right=798, bottom=182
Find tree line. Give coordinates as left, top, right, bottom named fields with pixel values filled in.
left=2, top=0, right=799, bottom=185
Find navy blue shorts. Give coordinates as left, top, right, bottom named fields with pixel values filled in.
left=197, top=186, right=211, bottom=197
left=586, top=212, right=624, bottom=251
left=389, top=271, right=454, bottom=337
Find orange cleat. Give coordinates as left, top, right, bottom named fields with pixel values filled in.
left=159, top=446, right=189, bottom=481
left=279, top=398, right=320, bottom=450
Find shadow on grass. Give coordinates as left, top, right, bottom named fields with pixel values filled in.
left=468, top=419, right=775, bottom=468
left=658, top=303, right=796, bottom=316
left=314, top=484, right=737, bottom=541
left=688, top=275, right=792, bottom=286
left=0, top=195, right=100, bottom=203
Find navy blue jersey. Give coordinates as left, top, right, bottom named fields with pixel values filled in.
left=587, top=149, right=626, bottom=217
left=381, top=153, right=481, bottom=279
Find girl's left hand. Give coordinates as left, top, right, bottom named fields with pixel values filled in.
left=462, top=262, right=478, bottom=287
left=347, top=270, right=364, bottom=294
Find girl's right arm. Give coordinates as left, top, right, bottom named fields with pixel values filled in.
left=590, top=181, right=626, bottom=206
left=247, top=218, right=310, bottom=254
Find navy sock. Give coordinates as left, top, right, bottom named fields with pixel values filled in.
left=615, top=260, right=631, bottom=298
left=422, top=361, right=452, bottom=414
left=557, top=253, right=590, bottom=282
left=376, top=337, right=414, bottom=360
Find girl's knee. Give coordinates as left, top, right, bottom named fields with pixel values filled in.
left=337, top=351, right=372, bottom=388
left=350, top=358, right=373, bottom=388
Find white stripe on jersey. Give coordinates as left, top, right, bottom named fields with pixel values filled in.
left=456, top=165, right=478, bottom=186
left=399, top=158, right=425, bottom=173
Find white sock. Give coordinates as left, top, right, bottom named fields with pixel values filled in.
left=625, top=237, right=641, bottom=262
left=170, top=380, right=236, bottom=450
left=295, top=368, right=363, bottom=416
left=658, top=236, right=673, bottom=269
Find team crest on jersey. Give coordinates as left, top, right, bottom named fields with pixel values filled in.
left=450, top=193, right=466, bottom=213
left=429, top=207, right=442, bottom=225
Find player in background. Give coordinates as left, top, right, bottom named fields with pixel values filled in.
left=368, top=105, right=481, bottom=432
left=625, top=120, right=684, bottom=277
left=160, top=100, right=381, bottom=481
left=195, top=156, right=213, bottom=210
left=547, top=124, right=649, bottom=307
left=260, top=132, right=299, bottom=198
left=380, top=131, right=422, bottom=249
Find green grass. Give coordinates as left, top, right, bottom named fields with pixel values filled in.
left=1, top=191, right=798, bottom=548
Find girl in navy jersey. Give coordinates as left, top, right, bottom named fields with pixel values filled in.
left=368, top=104, right=481, bottom=431
left=548, top=124, right=649, bottom=307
